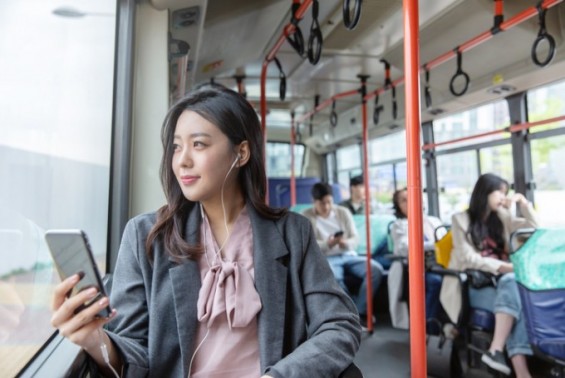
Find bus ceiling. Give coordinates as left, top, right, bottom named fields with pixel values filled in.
left=147, top=0, right=565, bottom=150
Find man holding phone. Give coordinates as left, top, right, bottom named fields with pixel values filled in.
left=302, top=182, right=383, bottom=328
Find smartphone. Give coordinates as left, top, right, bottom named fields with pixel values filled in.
left=334, top=230, right=344, bottom=238
left=45, top=229, right=112, bottom=318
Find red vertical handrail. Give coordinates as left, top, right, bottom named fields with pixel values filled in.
left=260, top=0, right=314, bottom=203
left=404, top=0, right=427, bottom=376
left=359, top=77, right=374, bottom=333
left=290, top=112, right=297, bottom=207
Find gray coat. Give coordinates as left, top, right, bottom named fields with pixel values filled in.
left=104, top=204, right=361, bottom=377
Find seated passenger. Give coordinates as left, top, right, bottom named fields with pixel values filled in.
left=340, top=175, right=368, bottom=215
left=439, top=173, right=538, bottom=377
left=388, top=188, right=443, bottom=329
left=302, top=182, right=384, bottom=327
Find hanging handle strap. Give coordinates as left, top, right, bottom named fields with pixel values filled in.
left=531, top=2, right=555, bottom=67
left=449, top=48, right=470, bottom=97
left=343, top=0, right=362, bottom=30
left=330, top=100, right=338, bottom=127
left=308, top=0, right=323, bottom=65
left=424, top=67, right=432, bottom=109
left=273, top=57, right=287, bottom=101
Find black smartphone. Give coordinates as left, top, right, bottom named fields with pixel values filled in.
left=45, top=229, right=112, bottom=318
left=334, top=230, right=344, bottom=238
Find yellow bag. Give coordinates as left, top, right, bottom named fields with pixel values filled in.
left=434, top=228, right=452, bottom=268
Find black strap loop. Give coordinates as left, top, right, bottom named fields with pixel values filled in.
left=330, top=101, right=338, bottom=127
left=273, top=57, right=287, bottom=101
left=391, top=86, right=397, bottom=119
left=308, top=0, right=323, bottom=65
left=343, top=0, right=362, bottom=30
left=424, top=67, right=432, bottom=109
left=531, top=4, right=555, bottom=67
left=373, top=95, right=383, bottom=125
left=286, top=25, right=305, bottom=57
left=449, top=49, right=470, bottom=97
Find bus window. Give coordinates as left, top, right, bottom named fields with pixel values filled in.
left=266, top=142, right=305, bottom=178
left=480, top=145, right=513, bottom=179
left=531, top=135, right=565, bottom=227
left=437, top=151, right=479, bottom=223
left=0, top=1, right=116, bottom=376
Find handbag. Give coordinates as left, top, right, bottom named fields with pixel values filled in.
left=466, top=269, right=498, bottom=289
left=426, top=319, right=462, bottom=378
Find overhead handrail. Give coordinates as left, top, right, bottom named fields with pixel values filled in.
left=308, top=0, right=323, bottom=65
left=294, top=1, right=562, bottom=126
left=361, top=0, right=562, bottom=103
left=531, top=1, right=556, bottom=67
left=273, top=57, right=287, bottom=101
left=448, top=48, right=470, bottom=97
left=343, top=0, right=362, bottom=30
left=421, top=114, right=565, bottom=150
left=295, top=88, right=360, bottom=123
left=491, top=0, right=504, bottom=34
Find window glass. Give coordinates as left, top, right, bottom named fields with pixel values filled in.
left=373, top=165, right=395, bottom=212
left=528, top=79, right=565, bottom=133
left=479, top=145, right=513, bottom=180
left=531, top=136, right=565, bottom=227
left=0, top=1, right=116, bottom=376
left=266, top=142, right=305, bottom=177
left=433, top=101, right=509, bottom=150
left=369, top=130, right=406, bottom=163
left=336, top=144, right=361, bottom=171
left=437, top=151, right=479, bottom=223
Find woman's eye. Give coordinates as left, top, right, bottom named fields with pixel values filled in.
left=193, top=141, right=206, bottom=147
left=173, top=143, right=181, bottom=151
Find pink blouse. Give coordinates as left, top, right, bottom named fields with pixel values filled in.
left=190, top=206, right=262, bottom=378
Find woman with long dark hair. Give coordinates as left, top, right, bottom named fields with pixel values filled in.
left=440, top=173, right=538, bottom=377
left=50, top=86, right=361, bottom=377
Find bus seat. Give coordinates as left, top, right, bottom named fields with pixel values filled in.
left=510, top=228, right=565, bottom=366
left=352, top=214, right=395, bottom=257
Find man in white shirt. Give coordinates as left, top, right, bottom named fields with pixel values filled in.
left=302, top=182, right=383, bottom=327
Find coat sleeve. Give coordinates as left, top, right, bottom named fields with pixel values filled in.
left=103, top=218, right=151, bottom=376
left=505, top=202, right=539, bottom=232
left=266, top=218, right=362, bottom=378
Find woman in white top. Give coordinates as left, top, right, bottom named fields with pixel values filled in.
left=388, top=188, right=443, bottom=329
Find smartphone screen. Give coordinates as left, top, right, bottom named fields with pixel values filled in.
left=334, top=230, right=344, bottom=238
left=45, top=229, right=112, bottom=317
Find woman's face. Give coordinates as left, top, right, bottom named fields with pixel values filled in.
left=397, top=190, right=408, bottom=217
left=172, top=110, right=239, bottom=204
left=487, top=189, right=507, bottom=212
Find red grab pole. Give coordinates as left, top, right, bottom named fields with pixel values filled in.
left=403, top=0, right=427, bottom=376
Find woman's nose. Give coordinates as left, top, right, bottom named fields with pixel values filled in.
left=177, top=147, right=193, bottom=167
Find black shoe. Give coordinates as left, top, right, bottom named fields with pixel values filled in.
left=481, top=350, right=511, bottom=375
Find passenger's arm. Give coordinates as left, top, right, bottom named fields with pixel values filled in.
left=391, top=220, right=409, bottom=256
left=505, top=193, right=539, bottom=230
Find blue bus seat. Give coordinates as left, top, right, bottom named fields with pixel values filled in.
left=510, top=228, right=565, bottom=366
left=352, top=214, right=395, bottom=257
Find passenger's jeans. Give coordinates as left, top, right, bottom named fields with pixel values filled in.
left=469, top=273, right=532, bottom=358
left=327, top=251, right=383, bottom=315
left=425, top=272, right=442, bottom=320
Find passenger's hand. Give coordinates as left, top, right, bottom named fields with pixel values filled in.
left=50, top=274, right=116, bottom=351
left=497, top=262, right=513, bottom=274
left=503, top=193, right=528, bottom=208
left=328, top=235, right=340, bottom=248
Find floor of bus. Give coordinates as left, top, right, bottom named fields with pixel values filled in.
left=354, top=312, right=557, bottom=378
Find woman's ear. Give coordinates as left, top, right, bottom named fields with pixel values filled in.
left=236, top=141, right=250, bottom=167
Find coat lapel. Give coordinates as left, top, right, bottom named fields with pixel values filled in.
left=248, top=206, right=290, bottom=371
left=169, top=204, right=201, bottom=377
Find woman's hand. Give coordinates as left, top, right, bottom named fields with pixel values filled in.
left=50, top=274, right=116, bottom=351
left=504, top=193, right=529, bottom=208
left=497, top=262, right=514, bottom=274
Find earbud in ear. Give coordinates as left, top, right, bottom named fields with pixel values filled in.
left=237, top=153, right=242, bottom=160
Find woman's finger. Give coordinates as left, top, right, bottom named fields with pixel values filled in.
left=51, top=274, right=82, bottom=311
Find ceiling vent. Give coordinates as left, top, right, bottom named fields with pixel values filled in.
left=487, top=84, right=517, bottom=95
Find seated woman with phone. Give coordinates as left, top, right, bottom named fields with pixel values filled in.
left=50, top=86, right=361, bottom=377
